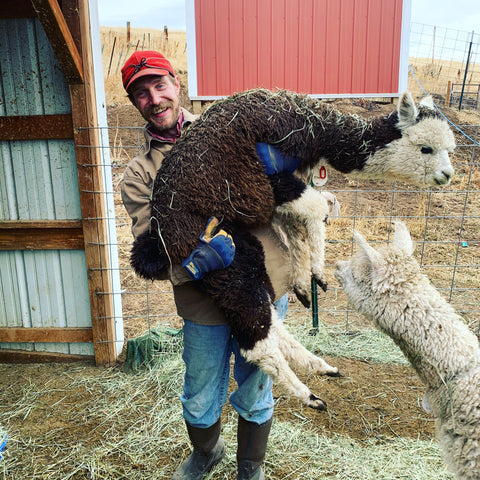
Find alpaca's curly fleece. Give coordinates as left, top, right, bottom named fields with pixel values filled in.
left=143, top=88, right=448, bottom=263
left=129, top=89, right=455, bottom=410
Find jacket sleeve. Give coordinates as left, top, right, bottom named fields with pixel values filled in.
left=121, top=162, right=192, bottom=285
left=120, top=166, right=153, bottom=240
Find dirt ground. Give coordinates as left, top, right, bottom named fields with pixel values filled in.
left=0, top=351, right=434, bottom=479
left=0, top=354, right=432, bottom=445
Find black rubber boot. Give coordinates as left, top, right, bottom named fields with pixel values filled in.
left=236, top=416, right=273, bottom=480
left=171, top=419, right=226, bottom=480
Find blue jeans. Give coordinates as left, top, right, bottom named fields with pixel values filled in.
left=180, top=295, right=288, bottom=428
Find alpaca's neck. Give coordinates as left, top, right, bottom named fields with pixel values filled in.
left=379, top=283, right=480, bottom=388
left=291, top=105, right=402, bottom=176
left=319, top=112, right=400, bottom=173
left=242, top=91, right=401, bottom=177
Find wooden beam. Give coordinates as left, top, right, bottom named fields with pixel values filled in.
left=0, top=220, right=84, bottom=250
left=58, top=0, right=82, bottom=61
left=30, top=0, right=83, bottom=83
left=192, top=100, right=203, bottom=115
left=0, top=1, right=36, bottom=18
left=68, top=0, right=117, bottom=366
left=0, top=114, right=73, bottom=141
left=0, top=349, right=95, bottom=364
left=0, top=327, right=93, bottom=343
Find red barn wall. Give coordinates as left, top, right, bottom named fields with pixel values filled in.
left=186, top=0, right=411, bottom=99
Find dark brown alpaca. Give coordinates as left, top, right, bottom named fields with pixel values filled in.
left=131, top=88, right=455, bottom=409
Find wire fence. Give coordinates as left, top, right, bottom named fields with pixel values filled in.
left=88, top=116, right=480, bottom=348
left=408, top=23, right=480, bottom=109
left=89, top=22, right=480, bottom=349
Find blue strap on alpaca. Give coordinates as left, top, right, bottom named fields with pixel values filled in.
left=182, top=217, right=235, bottom=280
left=256, top=143, right=301, bottom=175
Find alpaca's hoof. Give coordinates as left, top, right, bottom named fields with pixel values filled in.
left=313, top=276, right=328, bottom=292
left=308, top=394, right=327, bottom=411
left=327, top=369, right=342, bottom=377
left=294, top=288, right=310, bottom=309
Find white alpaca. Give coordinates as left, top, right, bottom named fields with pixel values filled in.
left=335, top=221, right=480, bottom=479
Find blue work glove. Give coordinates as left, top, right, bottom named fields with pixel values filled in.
left=256, top=142, right=301, bottom=175
left=182, top=217, right=235, bottom=280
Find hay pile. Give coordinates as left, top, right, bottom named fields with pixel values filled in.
left=0, top=326, right=453, bottom=479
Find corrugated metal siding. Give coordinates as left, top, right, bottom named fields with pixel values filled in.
left=0, top=18, right=93, bottom=356
left=0, top=18, right=71, bottom=115
left=0, top=139, right=81, bottom=220
left=189, top=0, right=406, bottom=98
left=0, top=250, right=92, bottom=355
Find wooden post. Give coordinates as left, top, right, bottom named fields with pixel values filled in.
left=446, top=81, right=452, bottom=107
left=73, top=0, right=117, bottom=366
left=126, top=21, right=130, bottom=43
left=107, top=36, right=116, bottom=77
left=192, top=100, right=202, bottom=114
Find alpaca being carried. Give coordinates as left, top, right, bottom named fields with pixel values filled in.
left=131, top=88, right=456, bottom=410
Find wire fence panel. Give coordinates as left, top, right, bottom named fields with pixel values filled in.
left=408, top=23, right=480, bottom=108
left=87, top=115, right=479, bottom=347
left=89, top=23, right=480, bottom=350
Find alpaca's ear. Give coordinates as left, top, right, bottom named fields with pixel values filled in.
left=397, top=91, right=418, bottom=129
left=419, top=95, right=435, bottom=110
left=353, top=231, right=385, bottom=268
left=353, top=230, right=389, bottom=290
left=393, top=220, right=414, bottom=255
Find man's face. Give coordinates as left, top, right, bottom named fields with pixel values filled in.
left=129, top=75, right=181, bottom=133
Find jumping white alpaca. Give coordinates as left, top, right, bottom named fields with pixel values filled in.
left=335, top=221, right=480, bottom=479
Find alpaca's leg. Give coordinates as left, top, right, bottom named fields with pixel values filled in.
left=240, top=305, right=328, bottom=410
left=130, top=229, right=170, bottom=280
left=273, top=217, right=313, bottom=307
left=268, top=174, right=314, bottom=306
left=277, top=185, right=329, bottom=285
left=200, top=233, right=328, bottom=409
left=275, top=186, right=330, bottom=306
left=271, top=314, right=340, bottom=376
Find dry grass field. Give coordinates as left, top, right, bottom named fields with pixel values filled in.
left=0, top=26, right=479, bottom=480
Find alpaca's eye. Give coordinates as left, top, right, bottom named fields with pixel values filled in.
left=421, top=146, right=433, bottom=154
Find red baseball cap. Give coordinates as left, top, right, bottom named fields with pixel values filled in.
left=121, top=50, right=176, bottom=92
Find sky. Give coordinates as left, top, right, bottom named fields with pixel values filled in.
left=97, top=0, right=479, bottom=34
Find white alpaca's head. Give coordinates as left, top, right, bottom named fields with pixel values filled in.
left=362, top=92, right=456, bottom=187
left=334, top=221, right=421, bottom=322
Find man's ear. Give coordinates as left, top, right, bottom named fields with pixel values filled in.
left=127, top=93, right=137, bottom=108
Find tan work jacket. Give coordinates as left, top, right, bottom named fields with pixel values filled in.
left=121, top=108, right=290, bottom=325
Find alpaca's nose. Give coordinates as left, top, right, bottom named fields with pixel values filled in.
left=434, top=154, right=454, bottom=185
left=436, top=167, right=454, bottom=185
left=442, top=168, right=454, bottom=182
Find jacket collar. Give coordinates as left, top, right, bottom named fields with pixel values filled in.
left=143, top=107, right=197, bottom=155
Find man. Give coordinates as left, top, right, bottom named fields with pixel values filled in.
left=120, top=50, right=291, bottom=480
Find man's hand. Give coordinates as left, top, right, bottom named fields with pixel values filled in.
left=182, top=217, right=235, bottom=280
left=255, top=143, right=301, bottom=175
